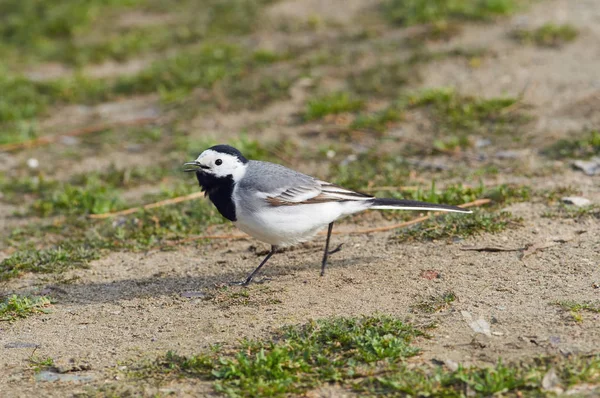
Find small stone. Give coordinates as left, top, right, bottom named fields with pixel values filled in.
left=495, top=150, right=521, bottom=159
left=461, top=311, right=492, bottom=337
left=5, top=342, right=40, bottom=349
left=572, top=157, right=600, bottom=176
left=542, top=368, right=563, bottom=393
left=26, top=158, right=39, bottom=169
left=561, top=197, right=592, bottom=207
left=444, top=359, right=459, bottom=371
left=475, top=138, right=492, bottom=148
left=60, top=136, right=79, bottom=146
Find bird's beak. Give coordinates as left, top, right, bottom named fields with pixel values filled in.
left=183, top=161, right=202, bottom=172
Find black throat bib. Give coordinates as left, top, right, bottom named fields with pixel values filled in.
left=196, top=171, right=236, bottom=221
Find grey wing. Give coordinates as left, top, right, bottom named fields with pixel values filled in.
left=241, top=161, right=373, bottom=206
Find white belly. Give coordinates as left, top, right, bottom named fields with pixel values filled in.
left=234, top=201, right=368, bottom=247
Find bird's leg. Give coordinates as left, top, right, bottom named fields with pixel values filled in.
left=236, top=245, right=276, bottom=286
left=321, top=222, right=340, bottom=276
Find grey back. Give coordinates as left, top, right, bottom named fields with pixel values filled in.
left=238, top=161, right=318, bottom=194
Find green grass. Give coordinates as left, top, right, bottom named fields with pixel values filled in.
left=2, top=174, right=127, bottom=216
left=330, top=151, right=412, bottom=191
left=555, top=301, right=600, bottom=323
left=301, top=87, right=529, bottom=140
left=0, top=41, right=288, bottom=135
left=542, top=204, right=600, bottom=221
left=541, top=130, right=600, bottom=159
left=348, top=62, right=413, bottom=98
left=0, top=0, right=275, bottom=67
left=382, top=0, right=519, bottom=26
left=395, top=210, right=521, bottom=242
left=411, top=291, right=456, bottom=313
left=222, top=73, right=295, bottom=111
left=512, top=23, right=579, bottom=47
left=304, top=92, right=365, bottom=121
left=0, top=294, right=52, bottom=321
left=0, top=0, right=142, bottom=62
left=357, top=356, right=600, bottom=396
left=155, top=316, right=424, bottom=396
left=1, top=196, right=225, bottom=281
left=0, top=159, right=197, bottom=216
left=350, top=105, right=404, bottom=134
left=129, top=315, right=600, bottom=397
left=0, top=243, right=100, bottom=281
left=406, top=88, right=530, bottom=141
left=28, top=356, right=56, bottom=373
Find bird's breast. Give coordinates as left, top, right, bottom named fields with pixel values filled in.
left=196, top=171, right=237, bottom=221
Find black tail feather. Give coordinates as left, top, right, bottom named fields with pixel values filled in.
left=370, top=198, right=472, bottom=213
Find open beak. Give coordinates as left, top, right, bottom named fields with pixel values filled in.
left=183, top=161, right=202, bottom=173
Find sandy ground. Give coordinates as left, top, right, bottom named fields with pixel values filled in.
left=1, top=0, right=599, bottom=396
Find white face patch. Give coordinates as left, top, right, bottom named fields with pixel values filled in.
left=196, top=149, right=247, bottom=181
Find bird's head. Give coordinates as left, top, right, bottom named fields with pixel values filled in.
left=184, top=145, right=248, bottom=187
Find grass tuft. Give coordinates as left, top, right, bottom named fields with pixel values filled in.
left=512, top=23, right=579, bottom=47
left=137, top=316, right=600, bottom=397
left=0, top=294, right=52, bottom=321
left=541, top=130, right=600, bottom=159
left=304, top=92, right=365, bottom=121
left=351, top=105, right=404, bottom=134
left=395, top=210, right=521, bottom=242
left=156, top=316, right=424, bottom=396
left=407, top=88, right=529, bottom=141
left=0, top=244, right=100, bottom=281
left=383, top=0, right=518, bottom=26
left=555, top=300, right=600, bottom=323
left=348, top=62, right=412, bottom=97
left=411, top=291, right=456, bottom=313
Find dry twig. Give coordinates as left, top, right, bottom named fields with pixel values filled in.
left=0, top=117, right=158, bottom=152
left=88, top=192, right=204, bottom=219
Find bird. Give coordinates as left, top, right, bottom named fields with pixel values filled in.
left=184, top=144, right=472, bottom=286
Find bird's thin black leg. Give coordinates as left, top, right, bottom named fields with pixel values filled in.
left=239, top=245, right=276, bottom=286
left=321, top=222, right=335, bottom=276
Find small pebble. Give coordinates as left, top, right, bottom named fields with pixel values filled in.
left=27, top=158, right=39, bottom=169
left=561, top=196, right=592, bottom=207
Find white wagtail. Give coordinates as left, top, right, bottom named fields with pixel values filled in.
left=184, top=145, right=471, bottom=285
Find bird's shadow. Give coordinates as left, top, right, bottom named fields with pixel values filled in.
left=51, top=255, right=378, bottom=305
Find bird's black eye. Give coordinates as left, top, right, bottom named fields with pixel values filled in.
left=215, top=159, right=223, bottom=166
